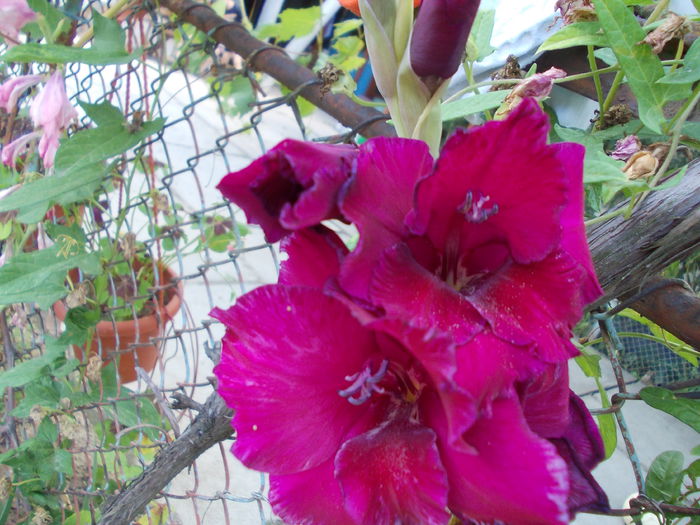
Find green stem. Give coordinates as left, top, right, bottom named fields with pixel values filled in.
left=584, top=208, right=625, bottom=227
left=669, top=38, right=685, bottom=73
left=587, top=45, right=605, bottom=114
left=349, top=93, right=387, bottom=108
left=73, top=0, right=133, bottom=47
left=442, top=78, right=521, bottom=105
left=601, top=70, right=624, bottom=116
left=644, top=0, right=670, bottom=26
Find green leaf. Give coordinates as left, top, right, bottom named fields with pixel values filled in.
left=591, top=0, right=688, bottom=133
left=64, top=511, right=96, bottom=525
left=333, top=18, right=363, bottom=38
left=0, top=116, right=164, bottom=222
left=597, top=381, right=617, bottom=459
left=0, top=168, right=103, bottom=223
left=575, top=346, right=602, bottom=377
left=620, top=308, right=699, bottom=366
left=79, top=100, right=124, bottom=126
left=54, top=117, right=165, bottom=178
left=257, top=6, right=321, bottom=41
left=2, top=11, right=138, bottom=65
left=0, top=338, right=65, bottom=390
left=594, top=47, right=618, bottom=66
left=658, top=39, right=700, bottom=84
left=27, top=0, right=66, bottom=32
left=537, top=22, right=608, bottom=53
left=11, top=377, right=63, bottom=417
left=470, top=9, right=496, bottom=61
left=36, top=417, right=58, bottom=443
left=646, top=450, right=685, bottom=502
left=52, top=448, right=73, bottom=475
left=442, top=90, right=508, bottom=121
left=0, top=244, right=100, bottom=309
left=640, top=387, right=700, bottom=432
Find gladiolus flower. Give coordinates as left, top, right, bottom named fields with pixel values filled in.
left=213, top=97, right=608, bottom=525
left=0, top=74, right=42, bottom=113
left=28, top=71, right=77, bottom=168
left=340, top=99, right=602, bottom=362
left=0, top=0, right=36, bottom=46
left=213, top=282, right=606, bottom=524
left=217, top=140, right=358, bottom=243
left=410, top=0, right=481, bottom=79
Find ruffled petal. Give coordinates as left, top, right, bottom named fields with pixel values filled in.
left=455, top=330, right=544, bottom=409
left=269, top=459, right=357, bottom=525
left=552, top=438, right=610, bottom=514
left=372, top=318, right=477, bottom=451
left=218, top=140, right=356, bottom=243
left=563, top=392, right=606, bottom=470
left=409, top=98, right=568, bottom=264
left=279, top=226, right=348, bottom=288
left=212, top=286, right=380, bottom=474
left=429, top=395, right=570, bottom=524
left=552, top=142, right=604, bottom=306
left=340, top=137, right=433, bottom=300
left=519, top=363, right=571, bottom=438
left=370, top=243, right=484, bottom=344
left=335, top=410, right=450, bottom=525
left=464, top=250, right=585, bottom=362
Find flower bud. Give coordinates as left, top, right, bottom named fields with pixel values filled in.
left=410, top=0, right=481, bottom=79
left=0, top=74, right=42, bottom=113
left=555, top=0, right=595, bottom=25
left=29, top=70, right=77, bottom=168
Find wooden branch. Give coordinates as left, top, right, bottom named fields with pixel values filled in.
left=587, top=159, right=700, bottom=308
left=98, top=392, right=233, bottom=525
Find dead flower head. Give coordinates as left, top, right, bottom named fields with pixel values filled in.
left=555, top=0, right=596, bottom=24
left=640, top=13, right=688, bottom=54
left=66, top=281, right=91, bottom=309
left=32, top=506, right=52, bottom=525
left=623, top=151, right=659, bottom=180
left=119, top=232, right=137, bottom=261
left=86, top=354, right=102, bottom=382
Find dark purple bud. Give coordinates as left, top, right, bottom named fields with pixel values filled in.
left=410, top=0, right=481, bottom=79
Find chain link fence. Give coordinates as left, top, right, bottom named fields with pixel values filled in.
left=1, top=0, right=698, bottom=524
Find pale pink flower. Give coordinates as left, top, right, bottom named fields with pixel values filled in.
left=29, top=71, right=77, bottom=168
left=1, top=130, right=40, bottom=167
left=0, top=0, right=36, bottom=46
left=0, top=74, right=43, bottom=112
left=610, top=135, right=641, bottom=161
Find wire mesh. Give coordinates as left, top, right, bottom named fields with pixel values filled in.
left=1, top=1, right=698, bottom=524
left=0, top=0, right=347, bottom=522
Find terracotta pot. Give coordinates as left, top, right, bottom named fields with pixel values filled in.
left=54, top=263, right=183, bottom=383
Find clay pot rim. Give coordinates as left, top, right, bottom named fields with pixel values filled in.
left=54, top=261, right=184, bottom=329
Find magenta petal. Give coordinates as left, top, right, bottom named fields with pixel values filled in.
left=279, top=226, right=348, bottom=288
left=520, top=363, right=571, bottom=438
left=552, top=142, right=604, bottom=306
left=410, top=98, right=567, bottom=264
left=372, top=319, right=477, bottom=450
left=563, top=393, right=606, bottom=469
left=465, top=250, right=584, bottom=362
left=340, top=137, right=433, bottom=300
left=212, top=286, right=379, bottom=474
left=433, top=396, right=570, bottom=524
left=370, top=243, right=484, bottom=344
left=217, top=140, right=357, bottom=243
left=269, top=458, right=356, bottom=525
left=455, top=331, right=543, bottom=408
left=335, top=411, right=450, bottom=525
left=552, top=438, right=610, bottom=514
